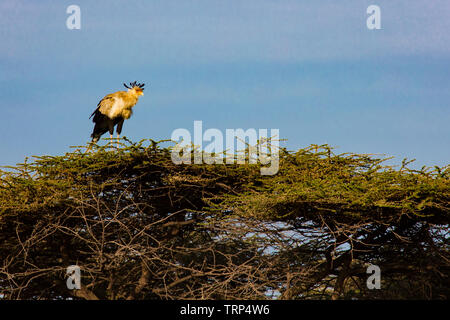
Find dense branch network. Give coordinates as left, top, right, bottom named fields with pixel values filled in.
left=0, top=140, right=448, bottom=299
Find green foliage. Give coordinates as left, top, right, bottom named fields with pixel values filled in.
left=0, top=140, right=448, bottom=300
left=223, top=144, right=449, bottom=222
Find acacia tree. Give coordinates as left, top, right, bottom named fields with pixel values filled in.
left=0, top=140, right=448, bottom=299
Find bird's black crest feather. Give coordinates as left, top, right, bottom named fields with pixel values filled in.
left=123, top=81, right=145, bottom=91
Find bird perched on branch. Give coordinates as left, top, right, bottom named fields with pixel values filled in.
left=89, top=81, right=145, bottom=147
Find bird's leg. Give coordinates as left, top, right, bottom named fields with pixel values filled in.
left=107, top=133, right=112, bottom=149
left=117, top=134, right=120, bottom=149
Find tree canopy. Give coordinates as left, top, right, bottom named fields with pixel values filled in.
left=0, top=140, right=448, bottom=299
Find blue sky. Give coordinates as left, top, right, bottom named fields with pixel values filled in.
left=0, top=0, right=449, bottom=168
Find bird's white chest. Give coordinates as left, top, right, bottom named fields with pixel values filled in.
left=108, top=99, right=132, bottom=119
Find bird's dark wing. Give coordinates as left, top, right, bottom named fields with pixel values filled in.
left=89, top=107, right=100, bottom=121
left=89, top=95, right=114, bottom=120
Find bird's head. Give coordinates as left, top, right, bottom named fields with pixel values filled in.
left=124, top=81, right=145, bottom=96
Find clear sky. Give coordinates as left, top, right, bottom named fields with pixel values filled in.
left=1, top=0, right=449, bottom=168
